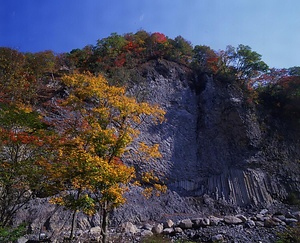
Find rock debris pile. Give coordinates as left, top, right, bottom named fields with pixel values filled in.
left=112, top=209, right=300, bottom=243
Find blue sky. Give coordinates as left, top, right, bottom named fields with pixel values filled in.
left=0, top=0, right=299, bottom=68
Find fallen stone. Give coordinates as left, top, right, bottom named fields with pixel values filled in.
left=140, top=230, right=153, bottom=237
left=174, top=227, right=183, bottom=233
left=201, top=217, right=210, bottom=227
left=209, top=216, right=223, bottom=226
left=152, top=223, right=163, bottom=234
left=163, top=219, right=174, bottom=228
left=192, top=217, right=210, bottom=228
left=179, top=219, right=193, bottom=229
left=121, top=222, right=138, bottom=234
left=163, top=228, right=174, bottom=235
left=224, top=216, right=243, bottom=224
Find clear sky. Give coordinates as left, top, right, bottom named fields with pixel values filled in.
left=0, top=0, right=299, bottom=68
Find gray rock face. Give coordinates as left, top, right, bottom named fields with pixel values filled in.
left=131, top=60, right=300, bottom=208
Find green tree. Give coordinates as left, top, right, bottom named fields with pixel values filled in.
left=24, top=50, right=57, bottom=80
left=66, top=45, right=93, bottom=72
left=229, top=44, right=269, bottom=80
left=192, top=45, right=218, bottom=74
left=0, top=223, right=26, bottom=243
left=146, top=32, right=169, bottom=59
left=288, top=66, right=300, bottom=76
left=168, top=36, right=193, bottom=65
left=258, top=71, right=300, bottom=117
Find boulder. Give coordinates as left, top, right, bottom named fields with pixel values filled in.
left=140, top=230, right=153, bottom=237
left=121, top=222, right=138, bottom=234
left=209, top=216, right=223, bottom=226
left=174, top=227, right=183, bottom=233
left=152, top=223, right=164, bottom=234
left=192, top=217, right=210, bottom=228
left=163, top=219, right=174, bottom=228
left=179, top=219, right=193, bottom=229
left=224, top=216, right=243, bottom=224
left=163, top=228, right=174, bottom=235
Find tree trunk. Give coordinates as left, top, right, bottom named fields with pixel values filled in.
left=100, top=201, right=109, bottom=243
left=69, top=209, right=77, bottom=241
left=69, top=190, right=81, bottom=241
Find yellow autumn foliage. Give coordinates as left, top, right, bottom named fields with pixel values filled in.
left=42, top=72, right=166, bottom=216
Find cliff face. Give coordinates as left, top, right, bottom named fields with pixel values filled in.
left=131, top=59, right=300, bottom=207
left=14, top=59, right=300, bottom=232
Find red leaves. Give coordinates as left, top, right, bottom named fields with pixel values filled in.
left=151, top=32, right=167, bottom=44
left=0, top=129, right=44, bottom=146
left=114, top=53, right=126, bottom=67
left=112, top=157, right=124, bottom=166
left=207, top=57, right=219, bottom=74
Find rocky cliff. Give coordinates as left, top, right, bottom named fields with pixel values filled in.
left=14, top=59, right=300, bottom=241
left=122, top=59, right=300, bottom=211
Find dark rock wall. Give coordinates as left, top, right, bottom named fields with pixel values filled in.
left=133, top=60, right=300, bottom=207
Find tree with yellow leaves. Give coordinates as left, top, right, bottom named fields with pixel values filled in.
left=41, top=73, right=165, bottom=242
